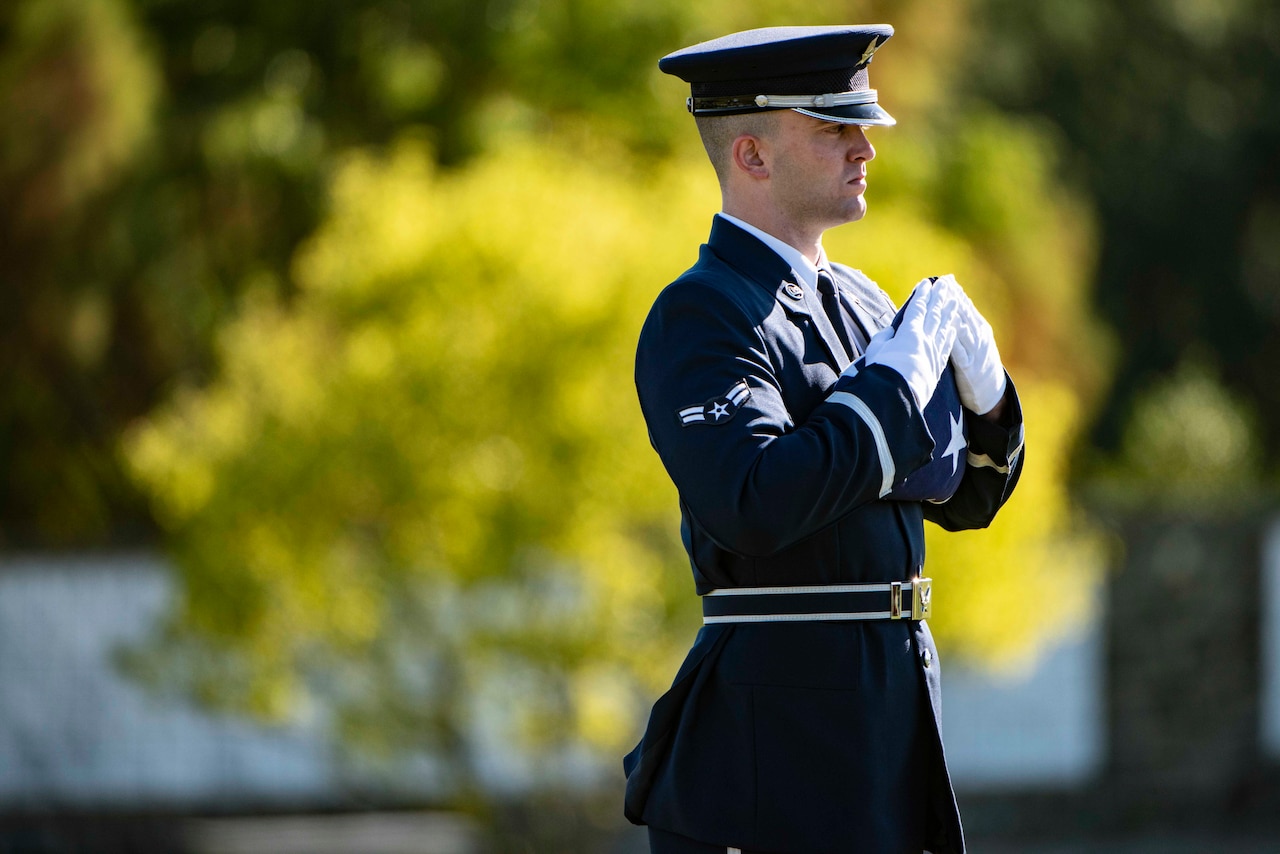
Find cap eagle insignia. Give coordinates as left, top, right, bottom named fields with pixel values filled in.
left=859, top=36, right=882, bottom=66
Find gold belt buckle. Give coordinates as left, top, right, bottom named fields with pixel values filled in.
left=911, top=577, right=932, bottom=620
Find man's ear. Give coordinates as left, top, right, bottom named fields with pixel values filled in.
left=731, top=134, right=769, bottom=179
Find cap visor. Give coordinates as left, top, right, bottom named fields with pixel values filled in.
left=793, top=102, right=896, bottom=126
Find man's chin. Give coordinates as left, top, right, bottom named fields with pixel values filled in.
left=840, top=200, right=869, bottom=225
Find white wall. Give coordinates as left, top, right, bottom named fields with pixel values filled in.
left=0, top=554, right=342, bottom=809
left=941, top=591, right=1105, bottom=789
left=1261, top=518, right=1280, bottom=756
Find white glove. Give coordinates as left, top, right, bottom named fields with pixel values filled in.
left=941, top=275, right=1007, bottom=415
left=844, top=277, right=958, bottom=411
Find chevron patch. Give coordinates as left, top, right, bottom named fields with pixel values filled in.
left=678, top=380, right=751, bottom=427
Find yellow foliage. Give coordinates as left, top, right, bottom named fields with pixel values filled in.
left=925, top=381, right=1100, bottom=670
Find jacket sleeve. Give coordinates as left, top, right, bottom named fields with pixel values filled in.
left=922, top=372, right=1026, bottom=531
left=636, top=278, right=936, bottom=558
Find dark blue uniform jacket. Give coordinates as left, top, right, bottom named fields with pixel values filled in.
left=624, top=217, right=1025, bottom=854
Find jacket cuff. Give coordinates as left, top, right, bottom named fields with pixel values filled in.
left=964, top=371, right=1024, bottom=472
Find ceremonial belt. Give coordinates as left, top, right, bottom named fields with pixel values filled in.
left=701, top=578, right=932, bottom=624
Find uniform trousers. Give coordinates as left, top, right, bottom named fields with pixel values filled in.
left=649, top=826, right=931, bottom=854
left=648, top=826, right=757, bottom=853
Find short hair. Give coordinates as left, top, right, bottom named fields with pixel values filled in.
left=695, top=111, right=778, bottom=185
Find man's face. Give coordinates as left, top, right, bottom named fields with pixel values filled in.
left=765, top=110, right=877, bottom=232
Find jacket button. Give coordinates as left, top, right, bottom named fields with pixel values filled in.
left=922, top=649, right=933, bottom=669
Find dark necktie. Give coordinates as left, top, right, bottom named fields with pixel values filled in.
left=816, top=271, right=864, bottom=362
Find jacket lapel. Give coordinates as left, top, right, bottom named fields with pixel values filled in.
left=705, top=217, right=852, bottom=369
left=798, top=282, right=852, bottom=368
left=831, top=267, right=897, bottom=349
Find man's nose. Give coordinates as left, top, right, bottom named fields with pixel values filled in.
left=850, top=128, right=875, bottom=162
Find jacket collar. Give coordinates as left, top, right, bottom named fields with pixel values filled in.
left=705, top=215, right=812, bottom=316
left=705, top=215, right=861, bottom=366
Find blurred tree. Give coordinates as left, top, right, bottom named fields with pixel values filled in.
left=1091, top=357, right=1263, bottom=508
left=974, top=0, right=1280, bottom=476
left=0, top=0, right=159, bottom=544
left=0, top=0, right=691, bottom=546
left=124, top=138, right=710, bottom=784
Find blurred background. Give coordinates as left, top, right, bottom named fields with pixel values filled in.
left=3, top=0, right=1280, bottom=851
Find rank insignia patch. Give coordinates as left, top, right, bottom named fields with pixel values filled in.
left=678, top=380, right=751, bottom=427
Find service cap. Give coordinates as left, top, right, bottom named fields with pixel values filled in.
left=658, top=25, right=895, bottom=126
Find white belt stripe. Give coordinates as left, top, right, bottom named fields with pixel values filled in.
left=705, top=582, right=904, bottom=596
left=827, top=391, right=894, bottom=496
left=705, top=611, right=893, bottom=624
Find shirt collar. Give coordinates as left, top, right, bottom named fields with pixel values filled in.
left=716, top=213, right=829, bottom=292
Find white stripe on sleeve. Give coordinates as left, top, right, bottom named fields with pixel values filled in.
left=827, top=391, right=895, bottom=497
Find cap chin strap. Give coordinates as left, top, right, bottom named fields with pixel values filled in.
left=689, top=89, right=879, bottom=115
left=753, top=90, right=879, bottom=108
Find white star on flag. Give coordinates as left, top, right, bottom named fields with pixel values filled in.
left=942, top=412, right=966, bottom=475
